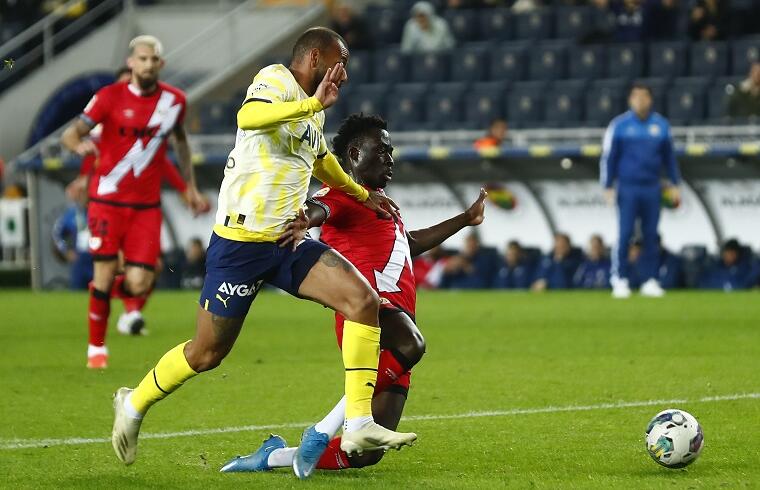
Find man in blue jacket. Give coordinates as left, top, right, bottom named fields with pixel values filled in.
left=600, top=83, right=681, bottom=299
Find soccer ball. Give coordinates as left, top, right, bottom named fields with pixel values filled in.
left=645, top=409, right=704, bottom=468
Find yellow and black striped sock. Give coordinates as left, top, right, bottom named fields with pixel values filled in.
left=341, top=321, right=381, bottom=420
left=129, top=341, right=198, bottom=415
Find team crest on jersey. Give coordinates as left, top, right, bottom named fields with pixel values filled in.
left=649, top=124, right=661, bottom=136
left=88, top=236, right=102, bottom=250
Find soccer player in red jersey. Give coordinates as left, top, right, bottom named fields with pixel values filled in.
left=61, top=35, right=207, bottom=369
left=220, top=113, right=487, bottom=475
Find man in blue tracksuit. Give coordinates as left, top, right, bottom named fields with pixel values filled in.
left=600, top=83, right=681, bottom=298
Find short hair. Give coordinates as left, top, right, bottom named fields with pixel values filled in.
left=129, top=35, right=163, bottom=56
left=332, top=113, right=387, bottom=164
left=507, top=240, right=522, bottom=250
left=291, top=27, right=346, bottom=62
left=630, top=82, right=652, bottom=96
left=722, top=238, right=741, bottom=253
left=114, top=66, right=131, bottom=79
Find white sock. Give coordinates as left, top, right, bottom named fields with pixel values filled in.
left=87, top=344, right=108, bottom=357
left=314, top=396, right=346, bottom=436
left=344, top=415, right=374, bottom=433
left=123, top=392, right=143, bottom=420
left=267, top=447, right=297, bottom=468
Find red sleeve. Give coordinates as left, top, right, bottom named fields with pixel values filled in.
left=162, top=156, right=187, bottom=193
left=309, top=186, right=348, bottom=225
left=81, top=86, right=112, bottom=127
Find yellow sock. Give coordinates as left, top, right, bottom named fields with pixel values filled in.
left=342, top=321, right=381, bottom=419
left=129, top=341, right=198, bottom=415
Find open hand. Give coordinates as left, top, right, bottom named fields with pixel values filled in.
left=363, top=190, right=399, bottom=220
left=278, top=207, right=309, bottom=250
left=463, top=188, right=487, bottom=226
left=314, top=62, right=347, bottom=109
left=182, top=186, right=211, bottom=216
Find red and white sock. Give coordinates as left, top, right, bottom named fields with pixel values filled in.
left=88, top=285, right=110, bottom=348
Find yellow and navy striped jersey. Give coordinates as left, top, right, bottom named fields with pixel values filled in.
left=213, top=64, right=327, bottom=242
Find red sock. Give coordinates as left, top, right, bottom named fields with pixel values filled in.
left=88, top=286, right=111, bottom=347
left=316, top=437, right=351, bottom=470
left=374, top=349, right=408, bottom=396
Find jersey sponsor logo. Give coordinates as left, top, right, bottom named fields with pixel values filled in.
left=217, top=281, right=256, bottom=297
left=373, top=222, right=413, bottom=293
left=299, top=123, right=320, bottom=152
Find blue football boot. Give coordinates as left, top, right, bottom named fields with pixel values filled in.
left=219, top=434, right=287, bottom=473
left=292, top=425, right=330, bottom=479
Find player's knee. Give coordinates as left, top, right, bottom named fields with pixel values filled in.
left=184, top=344, right=226, bottom=372
left=408, top=330, right=426, bottom=366
left=344, top=287, right=380, bottom=320
left=349, top=449, right=385, bottom=468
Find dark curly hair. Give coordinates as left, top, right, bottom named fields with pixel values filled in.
left=331, top=113, right=388, bottom=166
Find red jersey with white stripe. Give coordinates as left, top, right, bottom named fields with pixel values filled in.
left=81, top=81, right=186, bottom=207
left=310, top=187, right=417, bottom=315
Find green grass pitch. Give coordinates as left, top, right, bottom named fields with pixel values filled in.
left=1, top=290, right=759, bottom=489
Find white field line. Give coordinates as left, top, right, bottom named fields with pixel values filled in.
left=1, top=392, right=757, bottom=450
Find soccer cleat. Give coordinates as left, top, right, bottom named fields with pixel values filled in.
left=640, top=278, right=665, bottom=298
left=292, top=425, right=330, bottom=479
left=111, top=387, right=143, bottom=465
left=340, top=422, right=416, bottom=456
left=611, top=276, right=632, bottom=299
left=87, top=353, right=108, bottom=369
left=220, top=434, right=287, bottom=473
left=117, top=310, right=147, bottom=336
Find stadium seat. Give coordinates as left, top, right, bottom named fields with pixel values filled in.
left=345, top=83, right=390, bottom=119
left=445, top=9, right=480, bottom=42
left=466, top=81, right=508, bottom=128
left=707, top=77, right=742, bottom=121
left=368, top=7, right=403, bottom=46
left=555, top=6, right=593, bottom=40
left=632, top=77, right=670, bottom=112
left=607, top=44, right=644, bottom=79
left=545, top=80, right=587, bottom=126
left=585, top=78, right=628, bottom=126
left=450, top=43, right=490, bottom=82
left=409, top=52, right=451, bottom=83
left=528, top=44, right=567, bottom=81
left=426, top=82, right=468, bottom=129
left=665, top=77, right=709, bottom=124
left=514, top=10, right=553, bottom=40
left=373, top=49, right=408, bottom=84
left=490, top=43, right=528, bottom=82
left=346, top=51, right=372, bottom=85
left=680, top=245, right=708, bottom=288
left=506, top=81, right=547, bottom=128
left=648, top=42, right=688, bottom=80
left=568, top=45, right=606, bottom=80
left=480, top=8, right=513, bottom=41
left=690, top=42, right=728, bottom=78
left=324, top=95, right=348, bottom=132
left=386, top=83, right=429, bottom=130
left=197, top=100, right=237, bottom=134
left=731, top=39, right=760, bottom=75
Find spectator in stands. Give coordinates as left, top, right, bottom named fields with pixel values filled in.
left=0, top=0, right=43, bottom=42
left=181, top=237, right=206, bottom=290
left=629, top=235, right=682, bottom=288
left=728, top=61, right=760, bottom=119
left=511, top=0, right=542, bottom=13
left=440, top=233, right=496, bottom=288
left=699, top=239, right=759, bottom=290
left=474, top=119, right=508, bottom=150
left=645, top=0, right=680, bottom=40
left=413, top=245, right=449, bottom=289
left=573, top=234, right=611, bottom=289
left=688, top=0, right=728, bottom=41
left=494, top=240, right=534, bottom=289
left=611, top=0, right=648, bottom=43
left=532, top=233, right=581, bottom=291
left=401, top=1, right=456, bottom=54
left=51, top=178, right=91, bottom=289
left=329, top=2, right=373, bottom=50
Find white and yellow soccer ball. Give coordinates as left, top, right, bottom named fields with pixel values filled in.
left=645, top=409, right=704, bottom=468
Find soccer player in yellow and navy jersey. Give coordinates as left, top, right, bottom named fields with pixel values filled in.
left=110, top=27, right=417, bottom=473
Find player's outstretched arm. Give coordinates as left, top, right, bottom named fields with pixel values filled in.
left=171, top=124, right=210, bottom=215
left=61, top=119, right=97, bottom=157
left=407, top=188, right=487, bottom=257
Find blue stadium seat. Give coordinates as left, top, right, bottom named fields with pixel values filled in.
left=324, top=93, right=348, bottom=132
left=409, top=52, right=450, bottom=83
left=648, top=42, right=688, bottom=79
left=545, top=80, right=587, bottom=126
left=528, top=44, right=567, bottom=81
left=373, top=49, right=408, bottom=84
left=514, top=10, right=553, bottom=40
left=197, top=100, right=237, bottom=134
left=680, top=245, right=708, bottom=288
left=633, top=77, right=670, bottom=112
left=480, top=8, right=513, bottom=41
left=466, top=81, right=508, bottom=128
left=450, top=43, right=490, bottom=82
left=665, top=77, right=709, bottom=124
left=426, top=82, right=468, bottom=129
left=346, top=51, right=372, bottom=85
left=707, top=77, right=742, bottom=121
left=387, top=83, right=429, bottom=130
left=445, top=9, right=479, bottom=42
left=490, top=43, right=528, bottom=82
left=690, top=42, right=728, bottom=78
left=555, top=6, right=593, bottom=40
left=345, top=83, right=390, bottom=118
left=506, top=81, right=547, bottom=128
left=608, top=44, right=644, bottom=79
left=585, top=78, right=628, bottom=126
left=368, top=7, right=403, bottom=46
left=731, top=40, right=760, bottom=75
left=568, top=45, right=606, bottom=80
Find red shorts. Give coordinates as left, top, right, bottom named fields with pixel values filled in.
left=87, top=201, right=162, bottom=268
left=335, top=301, right=412, bottom=391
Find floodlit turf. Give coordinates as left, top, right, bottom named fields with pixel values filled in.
left=1, top=290, right=759, bottom=489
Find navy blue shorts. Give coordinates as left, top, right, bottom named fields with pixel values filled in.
left=199, top=232, right=330, bottom=318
